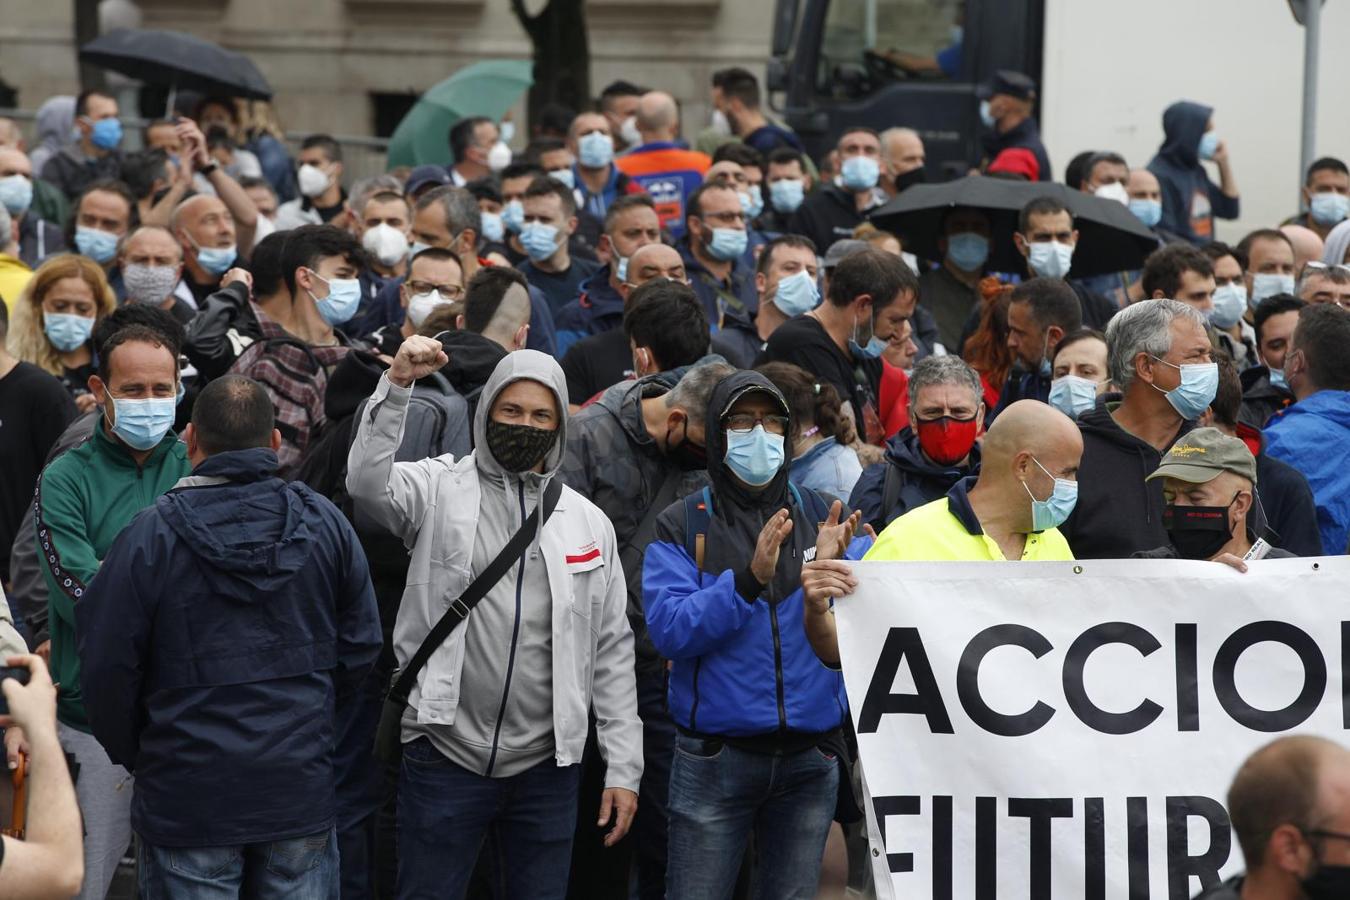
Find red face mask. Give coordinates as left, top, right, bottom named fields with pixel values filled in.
left=915, top=415, right=980, bottom=466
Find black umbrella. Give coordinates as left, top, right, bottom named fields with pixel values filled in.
left=869, top=175, right=1159, bottom=278
left=80, top=28, right=273, bottom=114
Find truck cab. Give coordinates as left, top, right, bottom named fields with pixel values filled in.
left=767, top=0, right=1046, bottom=179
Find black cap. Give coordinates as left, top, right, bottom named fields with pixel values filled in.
left=977, top=70, right=1036, bottom=102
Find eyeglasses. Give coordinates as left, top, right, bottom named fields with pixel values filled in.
left=407, top=280, right=464, bottom=300
left=724, top=413, right=789, bottom=435
left=1303, top=261, right=1350, bottom=277
left=1308, top=829, right=1350, bottom=844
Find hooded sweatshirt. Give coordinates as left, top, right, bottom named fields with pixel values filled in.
left=849, top=426, right=982, bottom=532
left=1147, top=101, right=1240, bottom=245
left=1058, top=397, right=1193, bottom=559
left=1264, top=389, right=1350, bottom=555
left=346, top=350, right=642, bottom=787
left=76, top=448, right=381, bottom=847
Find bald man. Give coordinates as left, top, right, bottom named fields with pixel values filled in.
left=173, top=194, right=240, bottom=304
left=804, top=400, right=1081, bottom=665
left=614, top=91, right=711, bottom=239
left=1281, top=224, right=1325, bottom=280
left=1195, top=736, right=1350, bottom=899
left=880, top=127, right=926, bottom=197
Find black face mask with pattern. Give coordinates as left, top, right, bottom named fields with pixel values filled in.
left=486, top=420, right=558, bottom=473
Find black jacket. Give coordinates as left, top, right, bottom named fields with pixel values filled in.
left=184, top=281, right=264, bottom=381
left=981, top=117, right=1051, bottom=182
left=1191, top=875, right=1242, bottom=899
left=787, top=184, right=871, bottom=256
left=1059, top=398, right=1194, bottom=559
left=1239, top=365, right=1293, bottom=431
left=849, top=427, right=981, bottom=532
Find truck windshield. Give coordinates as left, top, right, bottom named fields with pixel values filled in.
left=818, top=0, right=966, bottom=92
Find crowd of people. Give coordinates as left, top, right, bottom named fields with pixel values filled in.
left=0, top=60, right=1348, bottom=899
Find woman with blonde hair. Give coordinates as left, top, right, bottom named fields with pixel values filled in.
left=7, top=254, right=116, bottom=411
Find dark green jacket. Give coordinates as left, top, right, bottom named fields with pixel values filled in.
left=35, top=422, right=190, bottom=730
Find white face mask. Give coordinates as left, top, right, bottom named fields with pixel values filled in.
left=619, top=116, right=642, bottom=148
left=1093, top=182, right=1129, bottom=206
left=487, top=141, right=513, bottom=173
left=297, top=163, right=331, bottom=199
left=362, top=223, right=410, bottom=268
left=406, top=290, right=444, bottom=328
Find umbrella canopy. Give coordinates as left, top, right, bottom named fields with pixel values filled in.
left=80, top=28, right=272, bottom=101
left=869, top=176, right=1159, bottom=278
left=387, top=60, right=534, bottom=169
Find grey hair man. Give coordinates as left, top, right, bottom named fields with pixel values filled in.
left=849, top=354, right=986, bottom=531
left=1059, top=298, right=1215, bottom=558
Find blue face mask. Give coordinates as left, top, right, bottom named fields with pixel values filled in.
left=520, top=222, right=562, bottom=262
left=1251, top=273, right=1295, bottom=307
left=1208, top=283, right=1246, bottom=330
left=548, top=168, right=576, bottom=190
left=74, top=225, right=119, bottom=263
left=979, top=100, right=996, bottom=129
left=106, top=394, right=176, bottom=451
left=479, top=211, right=505, bottom=243
left=724, top=424, right=786, bottom=488
left=840, top=155, right=880, bottom=192
left=308, top=270, right=363, bottom=326
left=773, top=269, right=820, bottom=316
left=946, top=232, right=989, bottom=272
left=194, top=243, right=238, bottom=276
left=849, top=313, right=890, bottom=359
left=1310, top=192, right=1350, bottom=227
left=1048, top=375, right=1099, bottom=419
left=577, top=131, right=615, bottom=169
left=44, top=312, right=95, bottom=352
left=1023, top=456, right=1078, bottom=531
left=1269, top=366, right=1289, bottom=391
left=769, top=178, right=805, bottom=213
left=88, top=117, right=123, bottom=150
left=1197, top=132, right=1220, bottom=161
left=502, top=199, right=525, bottom=234
left=740, top=189, right=764, bottom=221
left=1151, top=357, right=1219, bottom=420
left=1027, top=240, right=1074, bottom=279
left=706, top=227, right=748, bottom=261
left=0, top=175, right=33, bottom=214
left=1129, top=198, right=1163, bottom=229
left=614, top=254, right=629, bottom=283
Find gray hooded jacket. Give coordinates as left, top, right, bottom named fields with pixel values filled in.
left=346, top=350, right=642, bottom=789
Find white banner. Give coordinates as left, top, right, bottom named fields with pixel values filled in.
left=835, top=557, right=1348, bottom=900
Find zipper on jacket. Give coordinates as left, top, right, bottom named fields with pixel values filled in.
left=485, top=481, right=529, bottom=776
left=768, top=585, right=788, bottom=732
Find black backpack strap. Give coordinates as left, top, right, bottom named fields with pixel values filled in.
left=879, top=462, right=902, bottom=528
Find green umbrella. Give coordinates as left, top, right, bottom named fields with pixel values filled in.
left=387, top=59, right=534, bottom=168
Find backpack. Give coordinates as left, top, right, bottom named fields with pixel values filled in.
left=682, top=482, right=832, bottom=571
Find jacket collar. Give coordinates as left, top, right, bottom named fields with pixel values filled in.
left=945, top=475, right=983, bottom=535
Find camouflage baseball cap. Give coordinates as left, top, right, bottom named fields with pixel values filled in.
left=1146, top=427, right=1258, bottom=485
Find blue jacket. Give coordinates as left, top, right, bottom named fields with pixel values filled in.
left=1264, top=390, right=1350, bottom=555
left=76, top=448, right=381, bottom=847
left=553, top=264, right=623, bottom=357
left=677, top=238, right=759, bottom=333
left=987, top=366, right=1052, bottom=425
left=1147, top=101, right=1240, bottom=245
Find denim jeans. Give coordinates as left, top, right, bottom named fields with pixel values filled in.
left=666, top=733, right=839, bottom=900
left=396, top=738, right=581, bottom=900
left=137, top=827, right=338, bottom=899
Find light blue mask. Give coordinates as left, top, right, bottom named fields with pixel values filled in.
left=706, top=227, right=748, bottom=261
left=1198, top=132, right=1220, bottom=161
left=725, top=424, right=785, bottom=487
left=1151, top=357, right=1219, bottom=420
left=1048, top=375, right=1099, bottom=419
left=548, top=168, right=576, bottom=190
left=409, top=241, right=431, bottom=257
left=1310, top=192, right=1350, bottom=227
left=75, top=226, right=119, bottom=263
left=195, top=243, right=238, bottom=276
left=1250, top=273, right=1295, bottom=307
left=502, top=199, right=525, bottom=234
left=1129, top=198, right=1163, bottom=229
left=480, top=211, right=505, bottom=243
left=979, top=100, right=996, bottom=129
left=89, top=117, right=123, bottom=150
left=578, top=131, right=614, bottom=169
left=849, top=335, right=889, bottom=360
left=107, top=394, right=176, bottom=451
left=309, top=271, right=363, bottom=326
left=1208, top=283, right=1246, bottom=330
left=0, top=175, right=33, bottom=214
left=740, top=189, right=764, bottom=221
left=840, top=155, right=880, bottom=192
left=769, top=179, right=805, bottom=213
left=520, top=222, right=562, bottom=262
left=1269, top=366, right=1289, bottom=392
left=946, top=232, right=989, bottom=272
left=773, top=269, right=820, bottom=316
left=1024, top=456, right=1078, bottom=531
left=43, top=312, right=94, bottom=352
left=615, top=255, right=629, bottom=283
left=1027, top=240, right=1074, bottom=279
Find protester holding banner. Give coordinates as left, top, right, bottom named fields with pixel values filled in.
left=1196, top=736, right=1350, bottom=899
left=1059, top=299, right=1215, bottom=558
left=641, top=369, right=868, bottom=900
left=803, top=399, right=1080, bottom=666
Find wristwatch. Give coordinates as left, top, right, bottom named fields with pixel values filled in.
left=198, top=160, right=219, bottom=177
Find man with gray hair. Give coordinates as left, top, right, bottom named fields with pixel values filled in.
left=849, top=355, right=986, bottom=530
left=559, top=358, right=734, bottom=896
left=1059, top=298, right=1217, bottom=558
left=1298, top=261, right=1350, bottom=309
left=0, top=203, right=31, bottom=309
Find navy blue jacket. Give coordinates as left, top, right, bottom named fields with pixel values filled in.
left=981, top=117, right=1051, bottom=182
left=987, top=366, right=1052, bottom=426
left=554, top=264, right=623, bottom=357
left=849, top=427, right=982, bottom=532
left=77, top=448, right=381, bottom=848
left=1147, top=101, right=1240, bottom=245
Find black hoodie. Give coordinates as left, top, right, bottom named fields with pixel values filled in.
left=1146, top=100, right=1240, bottom=244
left=1058, top=397, right=1193, bottom=559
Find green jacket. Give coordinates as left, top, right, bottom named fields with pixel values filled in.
left=35, top=422, right=190, bottom=731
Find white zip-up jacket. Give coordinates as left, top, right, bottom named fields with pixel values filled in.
left=346, top=350, right=642, bottom=791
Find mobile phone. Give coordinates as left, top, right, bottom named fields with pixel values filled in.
left=0, top=666, right=31, bottom=716
left=1243, top=538, right=1272, bottom=562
